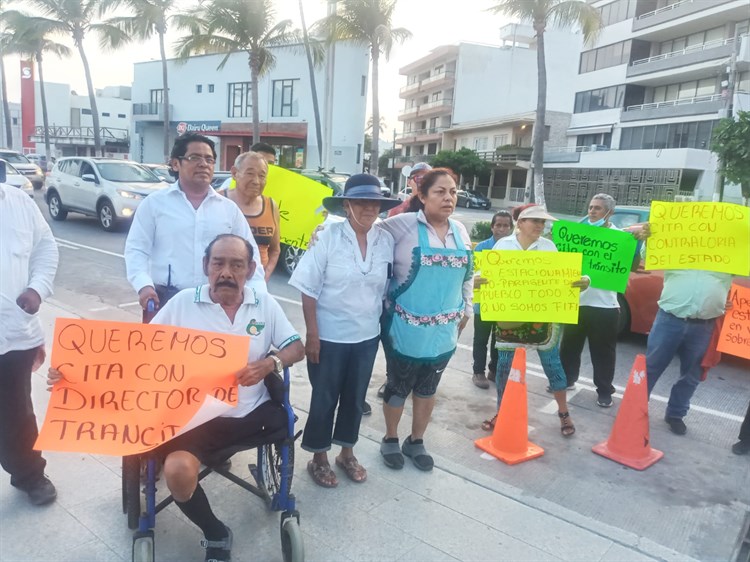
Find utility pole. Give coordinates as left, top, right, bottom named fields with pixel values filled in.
left=712, top=28, right=739, bottom=202
left=391, top=128, right=397, bottom=192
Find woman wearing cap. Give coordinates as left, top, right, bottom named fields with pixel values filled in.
left=289, top=174, right=398, bottom=488
left=387, top=162, right=432, bottom=217
left=377, top=167, right=473, bottom=471
left=482, top=205, right=589, bottom=437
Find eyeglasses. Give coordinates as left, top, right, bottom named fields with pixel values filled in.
left=179, top=155, right=216, bottom=165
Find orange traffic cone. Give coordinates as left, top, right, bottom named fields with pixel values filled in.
left=592, top=354, right=663, bottom=470
left=475, top=348, right=544, bottom=465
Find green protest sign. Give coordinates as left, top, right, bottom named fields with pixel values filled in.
left=552, top=221, right=637, bottom=293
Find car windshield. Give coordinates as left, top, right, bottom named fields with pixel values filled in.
left=611, top=212, right=646, bottom=229
left=0, top=161, right=20, bottom=175
left=0, top=152, right=30, bottom=164
left=96, top=162, right=160, bottom=183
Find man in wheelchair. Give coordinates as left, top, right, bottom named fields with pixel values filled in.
left=50, top=234, right=304, bottom=562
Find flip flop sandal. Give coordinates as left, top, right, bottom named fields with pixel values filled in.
left=201, top=525, right=233, bottom=562
left=335, top=456, right=367, bottom=483
left=481, top=414, right=497, bottom=432
left=380, top=437, right=404, bottom=470
left=402, top=437, right=434, bottom=471
left=558, top=411, right=576, bottom=438
left=307, top=460, right=338, bottom=488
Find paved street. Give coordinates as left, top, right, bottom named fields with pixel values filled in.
left=1, top=194, right=748, bottom=562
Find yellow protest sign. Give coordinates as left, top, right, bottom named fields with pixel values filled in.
left=35, top=318, right=249, bottom=456
left=264, top=166, right=333, bottom=249
left=473, top=251, right=483, bottom=304
left=478, top=250, right=583, bottom=324
left=645, top=202, right=750, bottom=276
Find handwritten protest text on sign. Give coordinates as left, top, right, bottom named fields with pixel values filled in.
left=645, top=202, right=750, bottom=276
left=478, top=251, right=583, bottom=324
left=717, top=284, right=750, bottom=361
left=552, top=221, right=637, bottom=293
left=35, top=319, right=250, bottom=456
left=265, top=165, right=333, bottom=250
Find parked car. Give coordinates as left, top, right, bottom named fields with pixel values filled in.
left=0, top=149, right=44, bottom=189
left=396, top=186, right=412, bottom=201
left=0, top=159, right=34, bottom=196
left=457, top=189, right=491, bottom=209
left=211, top=171, right=232, bottom=190
left=142, top=163, right=174, bottom=183
left=45, top=157, right=167, bottom=231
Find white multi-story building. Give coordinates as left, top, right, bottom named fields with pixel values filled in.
left=131, top=43, right=369, bottom=171
left=544, top=0, right=750, bottom=214
left=29, top=83, right=131, bottom=157
left=397, top=25, right=583, bottom=206
left=0, top=101, right=22, bottom=151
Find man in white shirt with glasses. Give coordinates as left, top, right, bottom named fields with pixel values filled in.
left=125, top=133, right=266, bottom=313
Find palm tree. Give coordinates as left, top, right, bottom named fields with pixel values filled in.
left=299, top=0, right=324, bottom=167
left=489, top=0, right=600, bottom=206
left=0, top=2, right=14, bottom=148
left=174, top=0, right=318, bottom=148
left=3, top=11, right=71, bottom=162
left=102, top=0, right=177, bottom=162
left=315, top=0, right=411, bottom=176
left=27, top=0, right=128, bottom=156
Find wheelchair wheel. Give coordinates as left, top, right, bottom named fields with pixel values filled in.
left=280, top=515, right=304, bottom=562
left=257, top=443, right=294, bottom=503
left=122, top=455, right=141, bottom=530
left=132, top=531, right=154, bottom=562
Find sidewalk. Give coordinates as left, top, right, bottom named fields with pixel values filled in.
left=0, top=296, right=742, bottom=562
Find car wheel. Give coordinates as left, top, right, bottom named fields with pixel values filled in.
left=98, top=200, right=118, bottom=232
left=47, top=191, right=67, bottom=221
left=282, top=244, right=305, bottom=276
left=617, top=294, right=631, bottom=336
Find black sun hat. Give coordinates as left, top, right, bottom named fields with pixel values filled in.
left=322, top=173, right=402, bottom=217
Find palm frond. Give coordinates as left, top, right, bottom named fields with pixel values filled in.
left=548, top=0, right=602, bottom=44
left=90, top=21, right=131, bottom=50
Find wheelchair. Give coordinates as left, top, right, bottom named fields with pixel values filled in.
left=121, top=367, right=304, bottom=562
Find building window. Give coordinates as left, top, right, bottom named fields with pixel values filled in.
left=12, top=117, right=17, bottom=125
left=651, top=78, right=717, bottom=103
left=361, top=76, right=367, bottom=96
left=493, top=134, right=508, bottom=148
left=118, top=114, right=126, bottom=118
left=574, top=85, right=626, bottom=113
left=599, top=0, right=636, bottom=27
left=272, top=79, right=299, bottom=117
left=579, top=40, right=632, bottom=74
left=619, top=120, right=718, bottom=150
left=473, top=137, right=488, bottom=151
left=577, top=132, right=611, bottom=148
left=81, top=108, right=92, bottom=115
left=196, top=84, right=203, bottom=93
left=658, top=26, right=725, bottom=55
left=227, top=82, right=252, bottom=118
left=208, top=84, right=215, bottom=93
left=102, top=112, right=110, bottom=117
left=150, top=89, right=163, bottom=104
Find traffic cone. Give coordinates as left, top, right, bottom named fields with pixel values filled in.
left=592, top=354, right=663, bottom=470
left=475, top=348, right=544, bottom=465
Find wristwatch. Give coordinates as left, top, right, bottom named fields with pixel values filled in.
left=269, top=354, right=284, bottom=377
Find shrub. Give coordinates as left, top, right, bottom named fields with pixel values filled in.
left=470, top=220, right=492, bottom=242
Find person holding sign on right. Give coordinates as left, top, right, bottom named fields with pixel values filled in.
left=484, top=206, right=590, bottom=437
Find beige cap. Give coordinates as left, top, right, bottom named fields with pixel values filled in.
left=517, top=205, right=557, bottom=222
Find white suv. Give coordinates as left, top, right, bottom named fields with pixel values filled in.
left=45, top=158, right=168, bottom=231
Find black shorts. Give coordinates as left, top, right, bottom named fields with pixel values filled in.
left=384, top=351, right=451, bottom=401
left=153, top=400, right=287, bottom=465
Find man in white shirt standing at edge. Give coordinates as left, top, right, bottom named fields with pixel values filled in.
left=0, top=178, right=59, bottom=505
left=125, top=132, right=266, bottom=313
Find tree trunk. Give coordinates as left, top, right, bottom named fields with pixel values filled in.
left=36, top=52, right=51, bottom=161
left=158, top=25, right=170, bottom=162
left=531, top=21, right=547, bottom=208
left=299, top=0, right=323, bottom=167
left=75, top=32, right=103, bottom=156
left=0, top=55, right=12, bottom=148
left=370, top=44, right=380, bottom=176
left=250, top=51, right=260, bottom=146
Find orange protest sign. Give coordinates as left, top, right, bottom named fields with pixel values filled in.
left=35, top=318, right=250, bottom=456
left=717, top=284, right=750, bottom=360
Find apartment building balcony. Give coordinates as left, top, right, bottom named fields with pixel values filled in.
left=416, top=98, right=454, bottom=118
left=30, top=126, right=130, bottom=146
left=399, top=71, right=456, bottom=99
left=132, top=102, right=173, bottom=122
left=632, top=0, right=737, bottom=32
left=398, top=105, right=419, bottom=120
left=399, top=81, right=420, bottom=97
left=627, top=36, right=735, bottom=78
left=620, top=93, right=724, bottom=121
left=475, top=147, right=533, bottom=165
left=398, top=154, right=436, bottom=164
left=396, top=127, right=447, bottom=143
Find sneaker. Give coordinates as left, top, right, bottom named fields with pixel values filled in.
left=377, top=383, right=386, bottom=399
left=664, top=416, right=687, bottom=435
left=362, top=401, right=372, bottom=416
left=401, top=436, right=434, bottom=471
left=596, top=395, right=613, bottom=408
left=20, top=475, right=57, bottom=506
left=732, top=440, right=750, bottom=455
left=472, top=373, right=490, bottom=389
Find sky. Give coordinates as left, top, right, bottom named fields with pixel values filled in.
left=3, top=0, right=512, bottom=131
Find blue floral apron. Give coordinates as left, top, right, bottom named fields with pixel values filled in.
left=383, top=219, right=472, bottom=363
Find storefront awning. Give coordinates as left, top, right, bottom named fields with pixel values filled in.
left=566, top=124, right=613, bottom=136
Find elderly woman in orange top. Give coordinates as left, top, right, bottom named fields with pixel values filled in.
left=228, top=152, right=280, bottom=281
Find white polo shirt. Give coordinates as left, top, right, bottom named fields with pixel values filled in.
left=151, top=285, right=300, bottom=418
left=289, top=220, right=394, bottom=343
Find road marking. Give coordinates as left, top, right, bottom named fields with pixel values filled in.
left=57, top=236, right=744, bottom=423
left=56, top=242, right=79, bottom=250
left=88, top=306, right=110, bottom=312
left=118, top=301, right=141, bottom=308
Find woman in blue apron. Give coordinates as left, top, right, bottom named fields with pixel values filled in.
left=377, top=168, right=473, bottom=472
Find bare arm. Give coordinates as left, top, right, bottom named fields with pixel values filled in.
left=264, top=198, right=281, bottom=281
left=301, top=293, right=320, bottom=364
